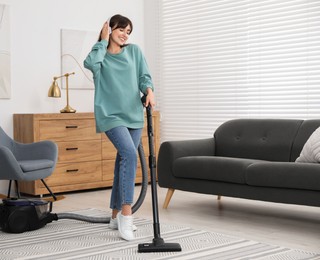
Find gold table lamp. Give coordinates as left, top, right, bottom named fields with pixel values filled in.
left=48, top=72, right=76, bottom=113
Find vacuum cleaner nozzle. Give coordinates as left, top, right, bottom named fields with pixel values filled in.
left=138, top=238, right=182, bottom=253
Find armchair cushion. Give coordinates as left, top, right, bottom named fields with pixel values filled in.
left=18, top=159, right=55, bottom=172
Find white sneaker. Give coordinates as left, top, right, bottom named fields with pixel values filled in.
left=109, top=217, right=118, bottom=229
left=117, top=213, right=135, bottom=241
left=109, top=217, right=137, bottom=231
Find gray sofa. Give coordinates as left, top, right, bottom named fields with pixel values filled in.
left=157, top=119, right=320, bottom=209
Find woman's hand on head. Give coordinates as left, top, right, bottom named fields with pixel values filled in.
left=100, top=22, right=110, bottom=42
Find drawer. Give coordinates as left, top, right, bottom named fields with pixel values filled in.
left=58, top=140, right=101, bottom=163
left=44, top=161, right=102, bottom=186
left=102, top=135, right=117, bottom=160
left=39, top=119, right=100, bottom=142
left=102, top=160, right=114, bottom=181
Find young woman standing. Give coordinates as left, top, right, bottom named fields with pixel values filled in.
left=84, top=14, right=155, bottom=241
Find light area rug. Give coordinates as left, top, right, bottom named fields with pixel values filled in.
left=0, top=209, right=319, bottom=260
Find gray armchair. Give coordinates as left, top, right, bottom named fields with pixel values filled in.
left=0, top=126, right=58, bottom=200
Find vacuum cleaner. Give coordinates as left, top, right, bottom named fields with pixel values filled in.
left=138, top=95, right=181, bottom=253
left=0, top=141, right=148, bottom=234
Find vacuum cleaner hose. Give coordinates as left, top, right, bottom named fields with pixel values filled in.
left=57, top=213, right=110, bottom=223
left=132, top=141, right=149, bottom=213
left=56, top=141, right=148, bottom=223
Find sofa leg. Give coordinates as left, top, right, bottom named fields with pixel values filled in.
left=217, top=195, right=221, bottom=200
left=163, top=188, right=175, bottom=209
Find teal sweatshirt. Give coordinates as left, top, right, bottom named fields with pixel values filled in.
left=84, top=40, right=154, bottom=133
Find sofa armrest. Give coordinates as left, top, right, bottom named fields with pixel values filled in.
left=157, top=138, right=215, bottom=188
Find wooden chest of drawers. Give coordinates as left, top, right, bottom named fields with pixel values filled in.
left=13, top=112, right=160, bottom=196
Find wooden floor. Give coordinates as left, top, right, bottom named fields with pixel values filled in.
left=52, top=185, right=320, bottom=253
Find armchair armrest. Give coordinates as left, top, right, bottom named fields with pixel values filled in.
left=0, top=146, right=24, bottom=180
left=157, top=138, right=215, bottom=188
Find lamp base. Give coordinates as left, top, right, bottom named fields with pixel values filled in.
left=60, top=105, right=76, bottom=113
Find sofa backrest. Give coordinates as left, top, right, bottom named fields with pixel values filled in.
left=214, top=119, right=304, bottom=162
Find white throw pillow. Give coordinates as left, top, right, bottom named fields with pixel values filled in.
left=296, top=126, right=320, bottom=163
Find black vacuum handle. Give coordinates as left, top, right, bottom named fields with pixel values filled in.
left=141, top=94, right=153, bottom=141
left=141, top=94, right=150, bottom=109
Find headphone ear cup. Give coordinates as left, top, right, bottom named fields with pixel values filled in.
left=107, top=17, right=112, bottom=34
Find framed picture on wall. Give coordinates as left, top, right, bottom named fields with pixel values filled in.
left=0, top=4, right=11, bottom=99
left=61, top=29, right=98, bottom=90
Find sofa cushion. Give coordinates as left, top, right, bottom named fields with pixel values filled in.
left=246, top=162, right=320, bottom=191
left=173, top=156, right=261, bottom=184
left=295, top=127, right=320, bottom=163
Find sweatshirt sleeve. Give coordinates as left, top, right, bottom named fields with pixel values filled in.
left=135, top=45, right=154, bottom=94
left=83, top=40, right=108, bottom=76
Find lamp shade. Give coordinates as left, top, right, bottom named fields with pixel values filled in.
left=48, top=80, right=61, bottom=98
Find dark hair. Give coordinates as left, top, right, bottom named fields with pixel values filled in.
left=98, top=14, right=133, bottom=42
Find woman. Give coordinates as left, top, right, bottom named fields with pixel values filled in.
left=84, top=14, right=155, bottom=241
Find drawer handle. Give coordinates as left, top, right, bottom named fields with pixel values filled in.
left=66, top=147, right=78, bottom=151
left=66, top=125, right=78, bottom=129
left=66, top=169, right=79, bottom=173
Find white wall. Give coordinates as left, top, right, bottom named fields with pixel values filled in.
left=0, top=0, right=147, bottom=194
left=143, top=0, right=159, bottom=94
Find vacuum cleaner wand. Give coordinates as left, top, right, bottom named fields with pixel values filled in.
left=138, top=95, right=182, bottom=253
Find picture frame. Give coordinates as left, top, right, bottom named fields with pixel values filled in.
left=61, top=29, right=98, bottom=90
left=0, top=4, right=11, bottom=99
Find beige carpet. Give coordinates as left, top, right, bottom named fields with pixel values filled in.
left=0, top=209, right=319, bottom=260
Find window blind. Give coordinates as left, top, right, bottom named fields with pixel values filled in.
left=157, top=0, right=320, bottom=142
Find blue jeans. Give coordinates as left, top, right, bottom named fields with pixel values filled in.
left=105, top=126, right=142, bottom=211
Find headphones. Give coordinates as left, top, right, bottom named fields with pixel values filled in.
left=107, top=17, right=112, bottom=34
